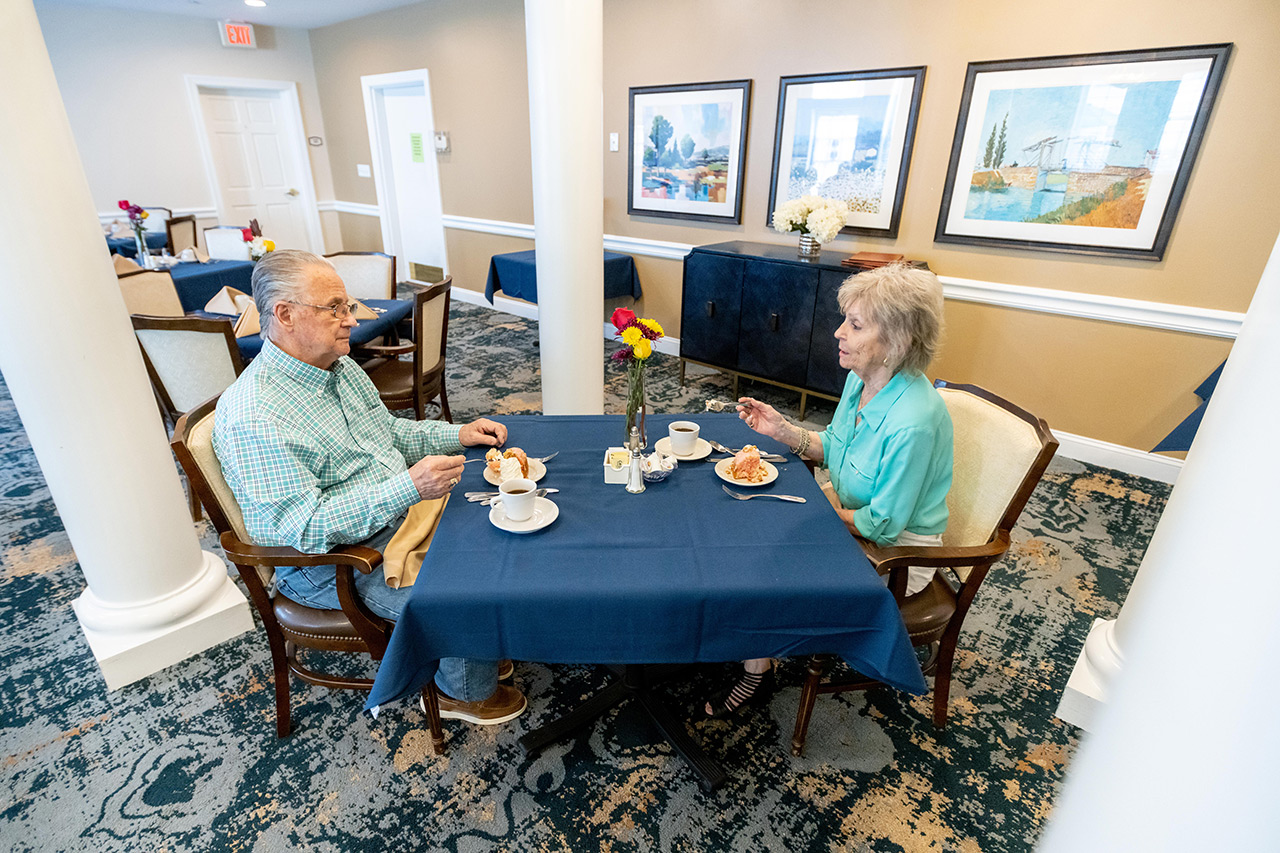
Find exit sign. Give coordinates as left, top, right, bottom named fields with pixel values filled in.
left=218, top=21, right=256, bottom=49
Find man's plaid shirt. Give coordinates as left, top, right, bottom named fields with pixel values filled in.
left=212, top=338, right=462, bottom=553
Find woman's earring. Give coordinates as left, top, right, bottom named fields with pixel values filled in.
left=882, top=356, right=889, bottom=367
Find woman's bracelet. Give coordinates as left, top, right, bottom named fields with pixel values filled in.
left=789, top=424, right=811, bottom=457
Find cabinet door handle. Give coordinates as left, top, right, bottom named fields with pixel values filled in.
left=706, top=300, right=715, bottom=318
left=770, top=313, right=780, bottom=332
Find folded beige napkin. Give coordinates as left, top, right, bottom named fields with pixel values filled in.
left=112, top=254, right=140, bottom=274
left=192, top=247, right=210, bottom=263
left=381, top=496, right=449, bottom=588
left=204, top=286, right=252, bottom=316
left=232, top=302, right=260, bottom=338
left=352, top=300, right=378, bottom=320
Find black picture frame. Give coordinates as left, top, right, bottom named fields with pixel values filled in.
left=935, top=43, right=1232, bottom=261
left=767, top=66, right=926, bottom=239
left=627, top=80, right=752, bottom=224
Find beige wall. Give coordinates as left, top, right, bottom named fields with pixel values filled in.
left=305, top=0, right=1280, bottom=449
left=37, top=1, right=336, bottom=239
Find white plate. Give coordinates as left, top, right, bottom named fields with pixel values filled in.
left=489, top=496, right=559, bottom=533
left=655, top=436, right=712, bottom=461
left=483, top=457, right=547, bottom=486
left=714, top=457, right=778, bottom=487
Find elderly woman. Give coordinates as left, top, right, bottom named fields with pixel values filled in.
left=705, top=263, right=953, bottom=718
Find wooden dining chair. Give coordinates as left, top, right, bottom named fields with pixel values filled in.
left=324, top=251, right=396, bottom=301
left=359, top=278, right=452, bottom=422
left=790, top=380, right=1058, bottom=756
left=166, top=214, right=198, bottom=255
left=203, top=226, right=251, bottom=260
left=141, top=205, right=172, bottom=234
left=171, top=394, right=446, bottom=750
left=117, top=269, right=184, bottom=316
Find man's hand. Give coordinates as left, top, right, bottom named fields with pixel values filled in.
left=458, top=417, right=507, bottom=448
left=408, top=454, right=465, bottom=500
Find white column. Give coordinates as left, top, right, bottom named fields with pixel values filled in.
left=524, top=0, right=605, bottom=415
left=0, top=1, right=251, bottom=689
left=1043, top=229, right=1280, bottom=850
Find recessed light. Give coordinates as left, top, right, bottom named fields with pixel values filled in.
left=244, top=0, right=266, bottom=7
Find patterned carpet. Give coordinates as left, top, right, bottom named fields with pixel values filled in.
left=0, top=301, right=1168, bottom=852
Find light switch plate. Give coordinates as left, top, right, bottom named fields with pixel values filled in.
left=434, top=131, right=450, bottom=153
left=356, top=164, right=371, bottom=178
left=609, top=132, right=619, bottom=152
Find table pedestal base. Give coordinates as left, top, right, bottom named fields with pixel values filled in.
left=518, top=664, right=727, bottom=792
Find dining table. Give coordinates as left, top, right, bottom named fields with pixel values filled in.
left=484, top=250, right=643, bottom=304
left=168, top=259, right=256, bottom=313
left=106, top=231, right=167, bottom=258
left=365, top=412, right=926, bottom=790
left=194, top=298, right=413, bottom=360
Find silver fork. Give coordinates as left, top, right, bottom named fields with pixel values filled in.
left=465, top=450, right=559, bottom=464
left=721, top=484, right=806, bottom=503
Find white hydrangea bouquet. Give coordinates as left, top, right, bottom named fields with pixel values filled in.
left=771, top=195, right=850, bottom=255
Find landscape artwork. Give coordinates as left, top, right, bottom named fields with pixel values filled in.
left=768, top=68, right=925, bottom=237
left=628, top=80, right=751, bottom=223
left=936, top=45, right=1231, bottom=260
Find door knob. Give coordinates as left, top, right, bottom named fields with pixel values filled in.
left=285, top=188, right=300, bottom=197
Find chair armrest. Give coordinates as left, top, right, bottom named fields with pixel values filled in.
left=860, top=530, right=1011, bottom=572
left=219, top=531, right=382, bottom=574
left=352, top=342, right=415, bottom=359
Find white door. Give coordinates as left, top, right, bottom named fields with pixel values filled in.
left=362, top=72, right=447, bottom=282
left=198, top=87, right=311, bottom=251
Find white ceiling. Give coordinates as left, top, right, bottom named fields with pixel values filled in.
left=34, top=0, right=427, bottom=30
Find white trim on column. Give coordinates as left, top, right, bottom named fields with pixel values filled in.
left=325, top=203, right=1245, bottom=339
left=183, top=75, right=327, bottom=255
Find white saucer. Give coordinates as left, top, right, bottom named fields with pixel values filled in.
left=483, top=458, right=547, bottom=486
left=714, top=457, right=779, bottom=487
left=489, top=496, right=559, bottom=533
left=655, top=436, right=712, bottom=461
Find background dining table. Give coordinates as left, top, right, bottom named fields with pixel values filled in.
left=365, top=412, right=925, bottom=786
left=106, top=231, right=167, bottom=258
left=194, top=297, right=413, bottom=360
left=484, top=250, right=643, bottom=304
left=169, top=259, right=256, bottom=312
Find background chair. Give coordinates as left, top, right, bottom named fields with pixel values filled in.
left=791, top=380, right=1058, bottom=755
left=324, top=251, right=396, bottom=301
left=203, top=226, right=251, bottom=260
left=141, top=205, right=171, bottom=234
left=171, top=395, right=445, bottom=749
left=117, top=269, right=184, bottom=316
left=360, top=278, right=452, bottom=421
left=166, top=214, right=198, bottom=255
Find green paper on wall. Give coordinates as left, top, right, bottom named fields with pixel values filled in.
left=410, top=133, right=424, bottom=163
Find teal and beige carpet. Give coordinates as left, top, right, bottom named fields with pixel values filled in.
left=0, top=302, right=1168, bottom=851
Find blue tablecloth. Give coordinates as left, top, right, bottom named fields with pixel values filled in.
left=107, top=232, right=167, bottom=258
left=170, top=260, right=256, bottom=313
left=365, top=413, right=926, bottom=710
left=195, top=298, right=413, bottom=360
left=484, top=250, right=643, bottom=303
left=1153, top=360, right=1226, bottom=453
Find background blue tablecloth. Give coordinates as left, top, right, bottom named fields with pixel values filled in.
left=195, top=298, right=412, bottom=360
left=107, top=232, right=167, bottom=258
left=170, top=260, right=256, bottom=313
left=366, top=413, right=925, bottom=709
left=484, top=250, right=643, bottom=303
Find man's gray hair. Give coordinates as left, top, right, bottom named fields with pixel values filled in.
left=836, top=264, right=945, bottom=375
left=251, top=250, right=334, bottom=340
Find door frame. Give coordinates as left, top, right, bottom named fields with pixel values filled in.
left=184, top=74, right=325, bottom=254
left=360, top=69, right=448, bottom=281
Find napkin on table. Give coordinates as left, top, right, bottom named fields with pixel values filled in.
left=381, top=496, right=450, bottom=588
left=203, top=286, right=261, bottom=338
left=351, top=300, right=378, bottom=320
left=112, top=254, right=139, bottom=274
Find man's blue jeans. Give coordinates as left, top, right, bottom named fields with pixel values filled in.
left=273, top=516, right=498, bottom=702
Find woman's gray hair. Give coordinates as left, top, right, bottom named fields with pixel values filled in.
left=836, top=264, right=944, bottom=375
left=251, top=250, right=335, bottom=340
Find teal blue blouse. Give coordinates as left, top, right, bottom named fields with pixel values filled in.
left=821, top=370, right=953, bottom=545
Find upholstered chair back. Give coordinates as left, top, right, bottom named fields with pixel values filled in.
left=325, top=252, right=396, bottom=301
left=135, top=329, right=238, bottom=413
left=418, top=281, right=450, bottom=376
left=117, top=270, right=184, bottom=316
left=166, top=215, right=198, bottom=255
left=204, top=226, right=251, bottom=261
left=180, top=403, right=261, bottom=582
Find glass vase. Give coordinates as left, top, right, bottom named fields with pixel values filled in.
left=797, top=233, right=821, bottom=259
left=625, top=361, right=647, bottom=448
left=134, top=230, right=153, bottom=268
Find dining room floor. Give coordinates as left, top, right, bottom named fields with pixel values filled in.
left=0, top=299, right=1169, bottom=852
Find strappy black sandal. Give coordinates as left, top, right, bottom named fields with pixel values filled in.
left=704, top=668, right=774, bottom=719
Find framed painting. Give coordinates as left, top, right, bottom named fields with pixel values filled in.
left=627, top=80, right=752, bottom=223
left=767, top=66, right=926, bottom=238
left=935, top=44, right=1232, bottom=260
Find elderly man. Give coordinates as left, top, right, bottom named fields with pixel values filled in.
left=213, top=250, right=525, bottom=725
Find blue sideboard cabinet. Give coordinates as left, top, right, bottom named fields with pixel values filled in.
left=678, top=241, right=857, bottom=418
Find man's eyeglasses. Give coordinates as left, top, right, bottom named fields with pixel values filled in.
left=287, top=300, right=359, bottom=320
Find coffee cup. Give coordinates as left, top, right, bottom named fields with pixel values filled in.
left=493, top=477, right=537, bottom=522
left=668, top=421, right=699, bottom=456
left=179, top=247, right=196, bottom=261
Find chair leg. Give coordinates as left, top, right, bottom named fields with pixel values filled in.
left=187, top=478, right=201, bottom=522
left=438, top=382, right=452, bottom=423
left=791, top=656, right=830, bottom=756
left=414, top=392, right=425, bottom=421
left=421, top=683, right=445, bottom=755
left=931, top=644, right=957, bottom=729
left=268, top=635, right=292, bottom=738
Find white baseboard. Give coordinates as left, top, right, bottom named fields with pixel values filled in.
left=1053, top=430, right=1182, bottom=484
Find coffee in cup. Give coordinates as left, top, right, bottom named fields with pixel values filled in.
left=494, top=477, right=537, bottom=521
left=668, top=420, right=700, bottom=456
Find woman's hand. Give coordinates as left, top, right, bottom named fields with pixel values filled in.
left=736, top=397, right=788, bottom=442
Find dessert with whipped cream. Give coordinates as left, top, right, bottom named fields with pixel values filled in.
left=486, top=447, right=529, bottom=483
